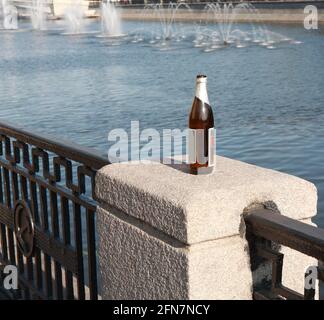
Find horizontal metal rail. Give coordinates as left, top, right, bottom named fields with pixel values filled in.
left=0, top=121, right=109, bottom=170
left=245, top=208, right=324, bottom=262
left=245, top=207, right=324, bottom=300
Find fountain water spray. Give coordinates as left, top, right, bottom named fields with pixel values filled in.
left=31, top=0, right=46, bottom=30
left=129, top=1, right=300, bottom=51
left=101, top=2, right=123, bottom=37
left=1, top=0, right=18, bottom=30
left=132, top=3, right=191, bottom=47
left=194, top=3, right=265, bottom=50
left=63, top=0, right=85, bottom=34
left=194, top=2, right=296, bottom=51
left=147, top=2, right=191, bottom=44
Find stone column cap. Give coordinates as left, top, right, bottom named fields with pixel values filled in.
left=95, top=156, right=317, bottom=245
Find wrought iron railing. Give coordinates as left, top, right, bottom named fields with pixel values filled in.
left=0, top=121, right=109, bottom=300
left=245, top=205, right=324, bottom=300
left=1, top=121, right=324, bottom=301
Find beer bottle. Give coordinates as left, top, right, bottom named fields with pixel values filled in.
left=188, top=75, right=215, bottom=175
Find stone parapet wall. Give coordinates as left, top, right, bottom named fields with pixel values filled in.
left=95, top=156, right=318, bottom=299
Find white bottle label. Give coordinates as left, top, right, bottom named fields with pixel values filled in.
left=208, top=128, right=216, bottom=166
left=187, top=128, right=216, bottom=167
left=187, top=129, right=196, bottom=164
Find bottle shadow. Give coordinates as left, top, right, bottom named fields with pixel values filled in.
left=165, top=162, right=191, bottom=174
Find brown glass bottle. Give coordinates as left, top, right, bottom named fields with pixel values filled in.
left=188, top=75, right=215, bottom=175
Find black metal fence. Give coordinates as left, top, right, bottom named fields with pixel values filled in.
left=245, top=206, right=324, bottom=300
left=0, top=122, right=109, bottom=300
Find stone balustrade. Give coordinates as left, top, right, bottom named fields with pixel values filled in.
left=95, top=156, right=317, bottom=299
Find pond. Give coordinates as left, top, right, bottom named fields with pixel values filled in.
left=0, top=19, right=323, bottom=228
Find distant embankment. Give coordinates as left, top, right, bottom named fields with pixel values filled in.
left=116, top=1, right=324, bottom=24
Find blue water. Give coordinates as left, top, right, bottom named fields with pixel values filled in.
left=0, top=20, right=324, bottom=228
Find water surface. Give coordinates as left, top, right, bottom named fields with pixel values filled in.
left=0, top=20, right=323, bottom=228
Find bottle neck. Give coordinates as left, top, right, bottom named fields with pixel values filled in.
left=195, top=81, right=209, bottom=105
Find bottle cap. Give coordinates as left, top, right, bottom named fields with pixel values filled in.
left=196, top=74, right=207, bottom=83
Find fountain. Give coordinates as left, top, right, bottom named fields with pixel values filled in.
left=63, top=0, right=85, bottom=35
left=132, top=3, right=191, bottom=47
left=193, top=3, right=264, bottom=50
left=151, top=3, right=191, bottom=42
left=1, top=0, right=18, bottom=30
left=193, top=2, right=296, bottom=51
left=130, top=2, right=298, bottom=51
left=0, top=0, right=300, bottom=52
left=100, top=2, right=124, bottom=37
left=31, top=0, right=46, bottom=30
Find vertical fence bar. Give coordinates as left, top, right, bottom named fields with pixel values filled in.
left=10, top=169, right=24, bottom=299
left=29, top=179, right=39, bottom=225
left=0, top=167, right=8, bottom=262
left=50, top=190, right=63, bottom=300
left=11, top=170, right=22, bottom=272
left=0, top=224, right=8, bottom=263
left=3, top=168, right=11, bottom=208
left=61, top=196, right=74, bottom=300
left=86, top=208, right=98, bottom=300
left=40, top=186, right=52, bottom=299
left=0, top=166, right=8, bottom=263
left=74, top=203, right=85, bottom=300
left=3, top=168, right=16, bottom=266
left=7, top=230, right=16, bottom=265
left=30, top=180, right=42, bottom=292
left=34, top=248, right=42, bottom=291
left=0, top=167, right=3, bottom=204
left=20, top=175, right=33, bottom=299
left=11, top=171, right=19, bottom=204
